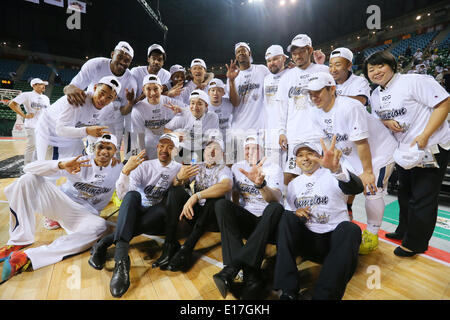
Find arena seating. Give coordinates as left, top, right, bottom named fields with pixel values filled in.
left=20, top=63, right=52, bottom=81
left=390, top=31, right=439, bottom=58
left=0, top=59, right=22, bottom=79
left=362, top=44, right=390, bottom=58
left=57, top=68, right=78, bottom=85
left=438, top=31, right=450, bottom=50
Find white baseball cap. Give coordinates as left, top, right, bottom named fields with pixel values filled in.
left=189, top=89, right=210, bottom=105
left=207, top=78, right=225, bottom=90
left=98, top=75, right=122, bottom=94
left=287, top=34, right=312, bottom=52
left=114, top=41, right=134, bottom=58
left=159, top=133, right=180, bottom=149
left=95, top=133, right=118, bottom=149
left=142, top=74, right=162, bottom=87
left=235, top=42, right=251, bottom=54
left=265, top=45, right=288, bottom=60
left=170, top=64, right=186, bottom=75
left=292, top=141, right=322, bottom=157
left=30, top=78, right=49, bottom=86
left=243, top=134, right=263, bottom=148
left=190, top=58, right=207, bottom=69
left=205, top=136, right=225, bottom=150
left=330, top=47, right=354, bottom=63
left=305, top=72, right=336, bottom=91
left=147, top=44, right=166, bottom=59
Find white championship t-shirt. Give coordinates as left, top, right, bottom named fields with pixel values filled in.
left=370, top=73, right=450, bottom=148
left=131, top=95, right=186, bottom=158
left=165, top=110, right=220, bottom=151
left=116, top=159, right=182, bottom=207
left=36, top=95, right=109, bottom=147
left=227, top=64, right=270, bottom=131
left=285, top=167, right=350, bottom=234
left=130, top=66, right=171, bottom=98
left=191, top=163, right=233, bottom=205
left=263, top=69, right=288, bottom=146
left=336, top=73, right=371, bottom=103
left=232, top=160, right=283, bottom=217
left=23, top=155, right=123, bottom=214
left=209, top=97, right=233, bottom=140
left=70, top=57, right=138, bottom=131
left=310, top=95, right=396, bottom=175
left=12, top=91, right=50, bottom=129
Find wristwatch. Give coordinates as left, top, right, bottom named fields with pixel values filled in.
left=255, top=179, right=267, bottom=189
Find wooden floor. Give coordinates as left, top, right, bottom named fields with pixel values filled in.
left=0, top=139, right=449, bottom=300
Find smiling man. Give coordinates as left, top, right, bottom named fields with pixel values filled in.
left=306, top=72, right=397, bottom=255
left=274, top=34, right=329, bottom=186
left=274, top=138, right=363, bottom=300
left=89, top=134, right=198, bottom=298
left=0, top=134, right=122, bottom=284
left=35, top=76, right=121, bottom=161
left=63, top=41, right=138, bottom=160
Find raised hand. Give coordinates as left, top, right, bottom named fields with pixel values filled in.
left=313, top=49, right=326, bottom=65
left=125, top=88, right=135, bottom=103
left=310, top=135, right=342, bottom=173
left=166, top=82, right=184, bottom=98
left=59, top=155, right=91, bottom=174
left=226, top=59, right=240, bottom=81
left=177, top=164, right=200, bottom=181
left=122, top=149, right=146, bottom=175
left=238, top=156, right=267, bottom=186
left=164, top=102, right=184, bottom=115
left=86, top=126, right=110, bottom=138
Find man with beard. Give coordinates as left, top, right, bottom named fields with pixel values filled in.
left=263, top=45, right=289, bottom=168
left=275, top=34, right=329, bottom=186
left=154, top=137, right=233, bottom=272
left=88, top=134, right=198, bottom=298
left=63, top=41, right=138, bottom=160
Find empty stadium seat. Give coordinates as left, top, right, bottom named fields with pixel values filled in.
left=20, top=63, right=52, bottom=81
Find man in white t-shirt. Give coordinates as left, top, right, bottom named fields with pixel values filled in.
left=8, top=78, right=50, bottom=164
left=226, top=42, right=269, bottom=135
left=156, top=137, right=233, bottom=272
left=328, top=47, right=370, bottom=106
left=0, top=134, right=122, bottom=284
left=165, top=89, right=219, bottom=164
left=181, top=58, right=213, bottom=105
left=263, top=45, right=289, bottom=168
left=275, top=34, right=329, bottom=186
left=274, top=139, right=363, bottom=300
left=207, top=78, right=233, bottom=162
left=131, top=74, right=186, bottom=159
left=213, top=135, right=284, bottom=300
left=88, top=133, right=198, bottom=298
left=35, top=76, right=121, bottom=161
left=306, top=72, right=397, bottom=255
left=328, top=47, right=371, bottom=220
left=130, top=44, right=171, bottom=101
left=63, top=41, right=138, bottom=160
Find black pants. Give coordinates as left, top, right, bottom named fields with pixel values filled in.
left=164, top=186, right=220, bottom=249
left=113, top=191, right=166, bottom=243
left=215, top=198, right=283, bottom=269
left=395, top=146, right=449, bottom=252
left=273, top=212, right=361, bottom=300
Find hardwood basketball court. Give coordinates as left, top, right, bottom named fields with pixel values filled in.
left=0, top=138, right=448, bottom=300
